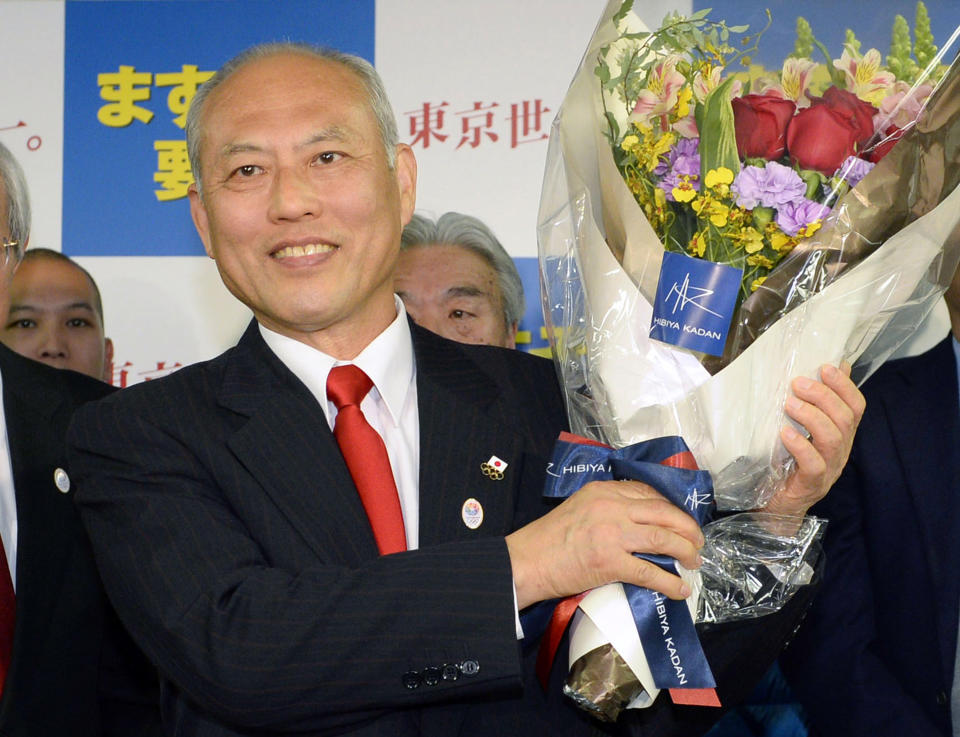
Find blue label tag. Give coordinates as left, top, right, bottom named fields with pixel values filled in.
left=650, top=251, right=742, bottom=357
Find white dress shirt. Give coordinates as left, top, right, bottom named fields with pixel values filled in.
left=0, top=370, right=17, bottom=590
left=259, top=297, right=421, bottom=550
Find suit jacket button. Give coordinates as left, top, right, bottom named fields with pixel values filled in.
left=402, top=670, right=422, bottom=690
left=441, top=663, right=460, bottom=681
left=423, top=666, right=441, bottom=686
left=460, top=659, right=480, bottom=677
left=936, top=690, right=948, bottom=705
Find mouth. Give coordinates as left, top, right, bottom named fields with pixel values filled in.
left=271, top=242, right=338, bottom=260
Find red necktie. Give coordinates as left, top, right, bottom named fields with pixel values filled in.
left=327, top=365, right=407, bottom=555
left=0, top=543, right=15, bottom=693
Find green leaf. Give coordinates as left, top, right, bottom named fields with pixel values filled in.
left=696, top=75, right=741, bottom=181
left=595, top=60, right=611, bottom=86
left=605, top=111, right=621, bottom=143
left=812, top=37, right=847, bottom=87
left=612, top=0, right=634, bottom=26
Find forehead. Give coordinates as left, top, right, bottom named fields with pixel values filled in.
left=199, top=53, right=374, bottom=153
left=12, top=258, right=97, bottom=302
left=397, top=244, right=499, bottom=292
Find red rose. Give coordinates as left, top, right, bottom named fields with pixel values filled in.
left=787, top=87, right=879, bottom=174
left=865, top=124, right=904, bottom=163
left=787, top=105, right=860, bottom=173
left=819, top=87, right=877, bottom=146
left=732, top=94, right=797, bottom=159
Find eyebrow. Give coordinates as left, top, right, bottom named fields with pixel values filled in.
left=219, top=126, right=357, bottom=158
left=443, top=286, right=490, bottom=299
left=8, top=301, right=97, bottom=314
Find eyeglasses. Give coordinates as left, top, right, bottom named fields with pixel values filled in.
left=1, top=239, right=22, bottom=268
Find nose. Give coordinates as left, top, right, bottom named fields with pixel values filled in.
left=37, top=325, right=68, bottom=361
left=267, top=166, right=319, bottom=222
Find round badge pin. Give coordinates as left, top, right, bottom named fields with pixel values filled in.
left=54, top=468, right=70, bottom=494
left=461, top=498, right=484, bottom=530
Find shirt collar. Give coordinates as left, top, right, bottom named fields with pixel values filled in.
left=258, top=296, right=415, bottom=427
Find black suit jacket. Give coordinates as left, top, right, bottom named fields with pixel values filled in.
left=69, top=321, right=818, bottom=737
left=782, top=336, right=960, bottom=737
left=0, top=343, right=160, bottom=737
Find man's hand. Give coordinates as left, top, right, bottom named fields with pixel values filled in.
left=765, top=362, right=866, bottom=519
left=506, top=480, right=704, bottom=610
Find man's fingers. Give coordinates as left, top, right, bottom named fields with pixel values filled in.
left=623, top=524, right=702, bottom=571
left=625, top=555, right=692, bottom=600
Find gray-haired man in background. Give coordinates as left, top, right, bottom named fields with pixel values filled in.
left=396, top=212, right=524, bottom=348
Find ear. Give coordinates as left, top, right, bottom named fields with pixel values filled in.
left=188, top=184, right=216, bottom=259
left=394, top=144, right=417, bottom=227
left=102, top=337, right=114, bottom=383
left=505, top=322, right=518, bottom=350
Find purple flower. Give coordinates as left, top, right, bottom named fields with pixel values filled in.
left=834, top=155, right=875, bottom=187
left=655, top=137, right=701, bottom=201
left=732, top=162, right=806, bottom=210
left=730, top=166, right=766, bottom=209
left=776, top=198, right=830, bottom=236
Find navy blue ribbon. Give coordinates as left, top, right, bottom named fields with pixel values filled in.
left=543, top=436, right=716, bottom=691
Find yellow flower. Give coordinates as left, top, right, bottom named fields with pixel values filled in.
left=707, top=205, right=729, bottom=228
left=674, top=86, right=693, bottom=120
left=795, top=220, right=823, bottom=239
left=704, top=167, right=734, bottom=189
left=747, top=253, right=774, bottom=268
left=740, top=227, right=764, bottom=254
left=768, top=229, right=795, bottom=253
left=750, top=276, right=767, bottom=291
left=621, top=134, right=640, bottom=151
left=672, top=176, right=697, bottom=203
left=689, top=232, right=707, bottom=258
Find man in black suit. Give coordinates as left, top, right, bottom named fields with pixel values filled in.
left=68, top=43, right=864, bottom=736
left=781, top=266, right=960, bottom=737
left=0, top=142, right=160, bottom=735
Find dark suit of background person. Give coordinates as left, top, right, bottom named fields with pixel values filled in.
left=781, top=332, right=960, bottom=737
left=68, top=318, right=822, bottom=737
left=0, top=341, right=160, bottom=737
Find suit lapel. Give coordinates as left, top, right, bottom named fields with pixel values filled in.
left=413, top=325, right=531, bottom=547
left=0, top=347, right=77, bottom=669
left=218, top=323, right=379, bottom=565
left=883, top=338, right=960, bottom=683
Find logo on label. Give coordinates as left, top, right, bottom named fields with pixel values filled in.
left=664, top=273, right=722, bottom=317
left=684, top=488, right=712, bottom=511
left=650, top=252, right=742, bottom=357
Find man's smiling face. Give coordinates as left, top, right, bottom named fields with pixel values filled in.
left=189, top=51, right=416, bottom=358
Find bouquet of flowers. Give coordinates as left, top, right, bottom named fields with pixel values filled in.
left=537, top=0, right=960, bottom=721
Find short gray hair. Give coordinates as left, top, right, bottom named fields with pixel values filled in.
left=0, top=141, right=30, bottom=246
left=401, top=212, right=525, bottom=329
left=185, top=42, right=399, bottom=193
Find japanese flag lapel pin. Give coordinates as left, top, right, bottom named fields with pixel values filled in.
left=480, top=455, right=508, bottom=481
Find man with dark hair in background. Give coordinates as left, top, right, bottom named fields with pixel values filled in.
left=396, top=211, right=523, bottom=348
left=0, top=141, right=159, bottom=735
left=2, top=248, right=114, bottom=382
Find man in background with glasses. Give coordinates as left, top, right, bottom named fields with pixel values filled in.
left=0, top=141, right=159, bottom=736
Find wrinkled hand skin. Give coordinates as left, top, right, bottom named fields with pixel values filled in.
left=765, top=362, right=866, bottom=522
left=506, top=479, right=705, bottom=609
